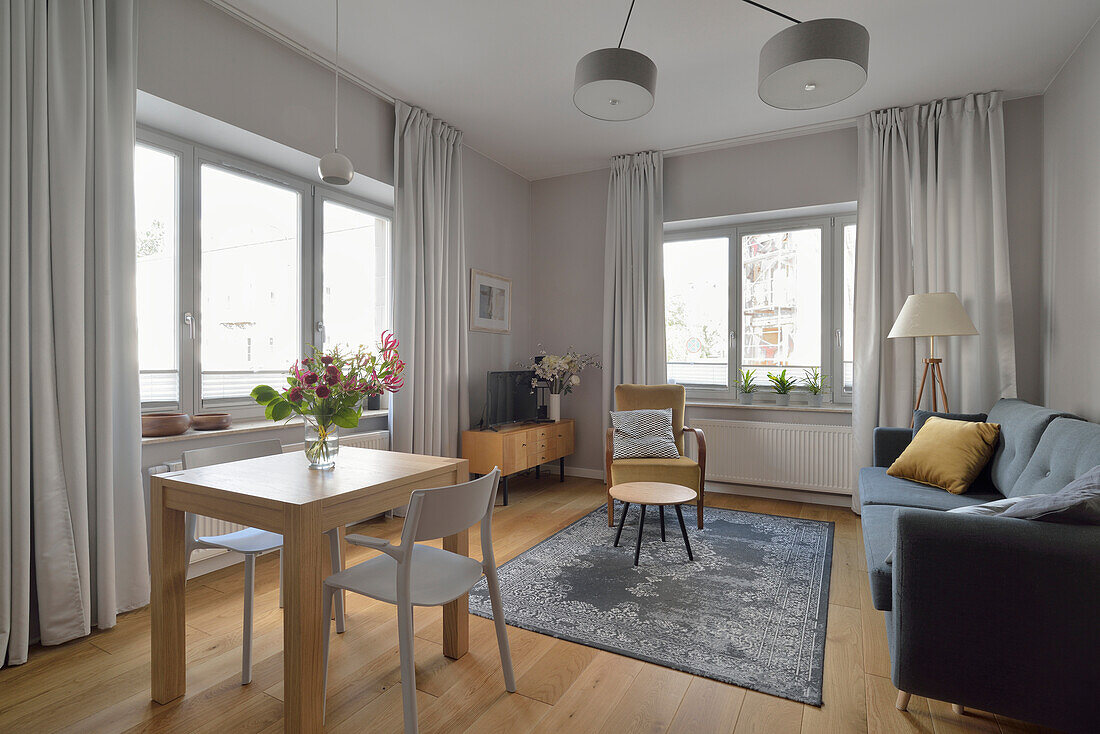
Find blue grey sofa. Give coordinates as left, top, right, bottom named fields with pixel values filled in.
left=860, top=398, right=1100, bottom=733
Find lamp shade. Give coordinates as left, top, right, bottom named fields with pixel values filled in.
left=887, top=292, right=978, bottom=338
left=574, top=48, right=657, bottom=121
left=758, top=18, right=869, bottom=110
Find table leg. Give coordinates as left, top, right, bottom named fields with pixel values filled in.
left=282, top=501, right=325, bottom=733
left=634, top=504, right=647, bottom=566
left=151, top=477, right=187, bottom=704
left=659, top=505, right=666, bottom=542
left=443, top=464, right=470, bottom=659
left=443, top=525, right=470, bottom=659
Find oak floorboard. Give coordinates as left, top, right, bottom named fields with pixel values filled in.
left=0, top=476, right=1063, bottom=734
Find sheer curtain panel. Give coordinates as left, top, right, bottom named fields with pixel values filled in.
left=391, top=101, right=470, bottom=457
left=852, top=92, right=1017, bottom=510
left=1, top=0, right=148, bottom=666
left=602, top=151, right=666, bottom=424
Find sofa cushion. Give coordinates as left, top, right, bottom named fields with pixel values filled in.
left=887, top=417, right=1000, bottom=494
left=861, top=504, right=900, bottom=610
left=1002, top=464, right=1100, bottom=523
left=985, top=399, right=1073, bottom=495
left=912, top=410, right=995, bottom=491
left=1011, top=418, right=1100, bottom=498
left=912, top=409, right=987, bottom=435
left=610, top=456, right=700, bottom=490
left=859, top=467, right=1003, bottom=511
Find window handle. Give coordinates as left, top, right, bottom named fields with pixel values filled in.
left=729, top=330, right=737, bottom=346
left=835, top=329, right=842, bottom=348
left=315, top=320, right=325, bottom=335
left=184, top=312, right=195, bottom=340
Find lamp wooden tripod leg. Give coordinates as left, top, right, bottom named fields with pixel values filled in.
left=910, top=336, right=951, bottom=427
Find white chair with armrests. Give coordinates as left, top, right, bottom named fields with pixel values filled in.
left=180, top=438, right=345, bottom=685
left=320, top=468, right=514, bottom=733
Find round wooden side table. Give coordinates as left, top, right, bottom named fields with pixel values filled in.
left=608, top=481, right=697, bottom=566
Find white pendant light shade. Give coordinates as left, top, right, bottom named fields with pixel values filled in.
left=574, top=48, right=657, bottom=121
left=758, top=18, right=869, bottom=110
left=318, top=151, right=354, bottom=186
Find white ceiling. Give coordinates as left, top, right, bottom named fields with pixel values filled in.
left=220, top=0, right=1100, bottom=180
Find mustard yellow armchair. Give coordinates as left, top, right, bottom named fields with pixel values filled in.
left=605, top=384, right=707, bottom=529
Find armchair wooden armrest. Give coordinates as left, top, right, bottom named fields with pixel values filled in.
left=683, top=426, right=707, bottom=529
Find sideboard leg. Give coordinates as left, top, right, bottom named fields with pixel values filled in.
left=501, top=475, right=509, bottom=506
left=559, top=457, right=565, bottom=482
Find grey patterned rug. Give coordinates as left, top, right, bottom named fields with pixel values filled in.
left=469, top=505, right=834, bottom=705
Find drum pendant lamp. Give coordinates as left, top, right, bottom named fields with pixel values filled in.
left=574, top=0, right=657, bottom=121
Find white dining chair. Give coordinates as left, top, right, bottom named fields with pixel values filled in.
left=320, top=468, right=514, bottom=732
left=181, top=439, right=345, bottom=685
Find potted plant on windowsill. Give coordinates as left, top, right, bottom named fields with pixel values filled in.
left=251, top=331, right=404, bottom=469
left=802, top=367, right=830, bottom=407
left=735, top=368, right=757, bottom=405
left=767, top=369, right=796, bottom=406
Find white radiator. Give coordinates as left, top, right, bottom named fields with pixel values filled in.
left=149, top=430, right=391, bottom=565
left=689, top=419, right=854, bottom=495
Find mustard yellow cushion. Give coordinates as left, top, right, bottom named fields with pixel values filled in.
left=887, top=416, right=1001, bottom=494
left=610, top=456, right=700, bottom=490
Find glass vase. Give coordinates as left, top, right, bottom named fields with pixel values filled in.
left=304, top=416, right=339, bottom=469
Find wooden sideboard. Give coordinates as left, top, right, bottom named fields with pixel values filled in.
left=461, top=419, right=575, bottom=505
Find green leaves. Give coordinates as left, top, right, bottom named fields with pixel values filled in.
left=767, top=369, right=797, bottom=394
left=265, top=399, right=293, bottom=421
left=251, top=384, right=280, bottom=405
left=333, top=406, right=361, bottom=429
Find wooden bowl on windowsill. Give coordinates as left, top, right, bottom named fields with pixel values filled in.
left=192, top=413, right=232, bottom=431
left=141, top=412, right=192, bottom=437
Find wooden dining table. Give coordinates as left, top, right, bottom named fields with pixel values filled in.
left=149, top=447, right=471, bottom=733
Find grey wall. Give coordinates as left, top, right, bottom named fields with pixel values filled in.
left=1042, top=22, right=1100, bottom=420
left=1003, top=96, right=1045, bottom=404
left=665, top=128, right=859, bottom=221
left=137, top=0, right=394, bottom=186
left=464, top=149, right=534, bottom=424
left=529, top=169, right=610, bottom=473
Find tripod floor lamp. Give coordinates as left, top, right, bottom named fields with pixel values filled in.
left=887, top=292, right=979, bottom=427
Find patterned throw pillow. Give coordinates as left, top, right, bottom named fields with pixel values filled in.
left=610, top=408, right=681, bottom=460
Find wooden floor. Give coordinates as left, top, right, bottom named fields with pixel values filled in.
left=0, top=476, right=1056, bottom=733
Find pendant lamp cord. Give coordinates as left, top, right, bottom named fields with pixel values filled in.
left=617, top=0, right=636, bottom=48
left=333, top=0, right=340, bottom=150
left=740, top=0, right=800, bottom=25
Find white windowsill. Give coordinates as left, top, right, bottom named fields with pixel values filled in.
left=686, top=401, right=852, bottom=414
left=140, top=409, right=389, bottom=445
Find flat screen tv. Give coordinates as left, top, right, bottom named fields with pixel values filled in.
left=485, top=370, right=538, bottom=427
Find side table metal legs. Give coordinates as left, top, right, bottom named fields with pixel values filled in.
left=634, top=505, right=647, bottom=565
left=674, top=504, right=693, bottom=561
left=616, top=502, right=694, bottom=566
left=614, top=502, right=630, bottom=547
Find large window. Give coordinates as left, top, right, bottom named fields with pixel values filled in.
left=134, top=129, right=393, bottom=417
left=663, top=214, right=855, bottom=403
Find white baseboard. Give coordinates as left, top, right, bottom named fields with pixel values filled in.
left=541, top=463, right=605, bottom=480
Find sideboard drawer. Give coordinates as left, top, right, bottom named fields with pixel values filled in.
left=528, top=438, right=555, bottom=456
left=531, top=426, right=551, bottom=441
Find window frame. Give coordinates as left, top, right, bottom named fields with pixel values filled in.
left=136, top=126, right=394, bottom=419
left=662, top=211, right=855, bottom=406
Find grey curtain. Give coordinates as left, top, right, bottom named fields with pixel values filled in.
left=391, top=101, right=469, bottom=457
left=602, top=151, right=666, bottom=427
left=1, top=0, right=148, bottom=666
left=852, top=92, right=1017, bottom=510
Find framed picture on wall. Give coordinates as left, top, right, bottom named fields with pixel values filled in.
left=469, top=269, right=511, bottom=334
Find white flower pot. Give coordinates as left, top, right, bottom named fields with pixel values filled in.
left=547, top=393, right=561, bottom=421
left=739, top=393, right=754, bottom=405
left=775, top=394, right=791, bottom=406
left=807, top=393, right=823, bottom=407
